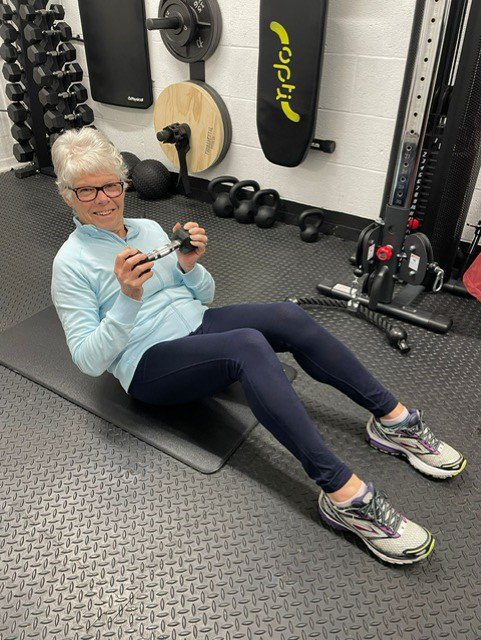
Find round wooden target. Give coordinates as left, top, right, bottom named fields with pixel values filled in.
left=154, top=81, right=231, bottom=173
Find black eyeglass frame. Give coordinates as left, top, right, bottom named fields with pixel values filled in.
left=69, top=181, right=126, bottom=202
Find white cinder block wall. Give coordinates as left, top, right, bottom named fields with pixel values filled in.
left=1, top=0, right=480, bottom=239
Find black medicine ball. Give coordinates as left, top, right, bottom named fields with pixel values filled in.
left=121, top=151, right=141, bottom=179
left=120, top=151, right=141, bottom=191
left=131, top=159, right=172, bottom=200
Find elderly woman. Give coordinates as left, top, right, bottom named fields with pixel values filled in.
left=51, top=127, right=466, bottom=565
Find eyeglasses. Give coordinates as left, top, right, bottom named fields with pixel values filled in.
left=70, top=181, right=125, bottom=202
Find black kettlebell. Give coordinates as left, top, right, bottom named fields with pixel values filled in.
left=230, top=179, right=260, bottom=223
left=208, top=175, right=238, bottom=218
left=299, top=208, right=324, bottom=242
left=252, top=188, right=280, bottom=228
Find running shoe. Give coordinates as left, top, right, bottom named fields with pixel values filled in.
left=366, top=409, right=467, bottom=479
left=318, top=482, right=435, bottom=564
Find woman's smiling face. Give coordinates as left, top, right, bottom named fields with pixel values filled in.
left=63, top=172, right=127, bottom=236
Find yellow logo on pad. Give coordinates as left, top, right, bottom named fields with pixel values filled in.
left=270, top=21, right=300, bottom=123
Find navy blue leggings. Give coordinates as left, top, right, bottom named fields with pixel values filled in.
left=128, top=302, right=398, bottom=492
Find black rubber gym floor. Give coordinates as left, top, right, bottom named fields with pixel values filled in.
left=0, top=169, right=480, bottom=640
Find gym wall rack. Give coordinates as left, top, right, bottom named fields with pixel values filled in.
left=0, top=0, right=92, bottom=178
left=146, top=0, right=231, bottom=196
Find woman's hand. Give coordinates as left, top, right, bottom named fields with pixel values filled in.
left=173, top=221, right=208, bottom=272
left=114, top=248, right=154, bottom=301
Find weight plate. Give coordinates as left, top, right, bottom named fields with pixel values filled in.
left=157, top=0, right=222, bottom=62
left=154, top=80, right=231, bottom=173
left=190, top=80, right=231, bottom=163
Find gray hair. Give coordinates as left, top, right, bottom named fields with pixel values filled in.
left=51, top=127, right=129, bottom=200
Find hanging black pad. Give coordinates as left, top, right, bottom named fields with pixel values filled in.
left=78, top=0, right=153, bottom=108
left=257, top=0, right=328, bottom=166
left=0, top=306, right=296, bottom=474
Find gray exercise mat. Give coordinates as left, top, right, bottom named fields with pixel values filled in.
left=0, top=306, right=296, bottom=474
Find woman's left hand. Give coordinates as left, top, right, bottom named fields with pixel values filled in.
left=173, top=221, right=208, bottom=272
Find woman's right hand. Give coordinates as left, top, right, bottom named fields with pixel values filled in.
left=114, top=248, right=154, bottom=301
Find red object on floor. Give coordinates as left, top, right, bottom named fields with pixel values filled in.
left=463, top=253, right=481, bottom=301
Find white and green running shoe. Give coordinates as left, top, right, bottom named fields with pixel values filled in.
left=366, top=409, right=467, bottom=479
left=318, top=482, right=435, bottom=565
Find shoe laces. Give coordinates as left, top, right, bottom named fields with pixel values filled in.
left=406, top=411, right=440, bottom=449
left=357, top=489, right=403, bottom=533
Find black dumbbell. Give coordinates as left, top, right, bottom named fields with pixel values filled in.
left=44, top=104, right=94, bottom=131
left=0, top=42, right=19, bottom=63
left=2, top=61, right=22, bottom=82
left=0, top=2, right=14, bottom=20
left=298, top=208, right=324, bottom=242
left=19, top=2, right=64, bottom=22
left=11, top=122, right=32, bottom=142
left=39, top=82, right=87, bottom=107
left=13, top=141, right=34, bottom=163
left=24, top=21, right=72, bottom=44
left=49, top=131, right=61, bottom=146
left=33, top=61, right=82, bottom=87
left=27, top=42, right=76, bottom=65
left=0, top=22, right=18, bottom=43
left=7, top=101, right=28, bottom=123
left=5, top=82, right=25, bottom=101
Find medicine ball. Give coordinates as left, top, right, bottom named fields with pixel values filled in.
left=121, top=151, right=141, bottom=178
left=131, top=159, right=172, bottom=200
left=120, top=151, right=141, bottom=191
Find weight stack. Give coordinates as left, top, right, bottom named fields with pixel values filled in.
left=415, top=1, right=481, bottom=278
left=0, top=0, right=92, bottom=177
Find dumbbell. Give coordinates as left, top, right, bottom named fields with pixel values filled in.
left=6, top=82, right=25, bottom=101
left=0, top=42, right=19, bottom=63
left=49, top=131, right=61, bottom=146
left=0, top=22, right=18, bottom=43
left=39, top=83, right=87, bottom=107
left=44, top=104, right=94, bottom=131
left=2, top=61, right=22, bottom=82
left=7, top=101, right=28, bottom=123
left=24, top=21, right=72, bottom=45
left=27, top=42, right=76, bottom=65
left=18, top=3, right=64, bottom=22
left=11, top=122, right=33, bottom=142
left=13, top=141, right=34, bottom=163
left=0, top=3, right=14, bottom=21
left=33, top=62, right=82, bottom=87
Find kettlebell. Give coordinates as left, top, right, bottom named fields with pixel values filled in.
left=229, top=179, right=260, bottom=223
left=299, top=208, right=324, bottom=242
left=252, top=188, right=280, bottom=228
left=207, top=175, right=239, bottom=218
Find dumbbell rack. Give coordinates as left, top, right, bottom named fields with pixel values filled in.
left=0, top=0, right=91, bottom=178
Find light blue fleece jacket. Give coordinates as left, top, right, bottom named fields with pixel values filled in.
left=51, top=217, right=215, bottom=392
